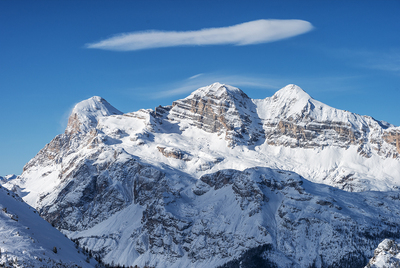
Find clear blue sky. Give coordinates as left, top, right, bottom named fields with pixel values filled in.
left=1, top=0, right=400, bottom=176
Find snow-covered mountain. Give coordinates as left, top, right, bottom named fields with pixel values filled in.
left=0, top=174, right=18, bottom=182
left=4, top=82, right=400, bottom=267
left=0, top=184, right=97, bottom=267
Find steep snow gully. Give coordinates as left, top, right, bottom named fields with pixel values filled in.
left=3, top=83, right=400, bottom=267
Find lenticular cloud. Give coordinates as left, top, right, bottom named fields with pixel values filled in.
left=85, top=19, right=313, bottom=51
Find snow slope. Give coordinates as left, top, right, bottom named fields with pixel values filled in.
left=0, top=185, right=96, bottom=267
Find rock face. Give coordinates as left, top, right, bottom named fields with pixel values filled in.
left=35, top=167, right=400, bottom=267
left=169, top=83, right=265, bottom=147
left=157, top=146, right=191, bottom=161
left=383, top=131, right=400, bottom=155
left=4, top=82, right=400, bottom=267
left=169, top=83, right=399, bottom=158
left=254, top=84, right=396, bottom=159
left=39, top=156, right=169, bottom=232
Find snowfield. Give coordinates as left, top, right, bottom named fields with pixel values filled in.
left=0, top=185, right=96, bottom=267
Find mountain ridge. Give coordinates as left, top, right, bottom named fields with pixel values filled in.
left=3, top=82, right=400, bottom=267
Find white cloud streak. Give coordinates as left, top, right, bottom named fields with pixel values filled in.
left=364, top=52, right=400, bottom=73
left=151, top=73, right=282, bottom=99
left=189, top=73, right=204, bottom=80
left=86, top=19, right=314, bottom=51
left=147, top=72, right=365, bottom=100
left=327, top=48, right=400, bottom=75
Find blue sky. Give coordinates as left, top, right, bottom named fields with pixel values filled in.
left=1, top=0, right=400, bottom=176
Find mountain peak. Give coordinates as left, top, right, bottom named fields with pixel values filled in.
left=72, top=96, right=121, bottom=113
left=254, top=84, right=316, bottom=121
left=66, top=96, right=123, bottom=134
left=169, top=82, right=260, bottom=147
left=272, top=84, right=312, bottom=101
left=187, top=82, right=249, bottom=100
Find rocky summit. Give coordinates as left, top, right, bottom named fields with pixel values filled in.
left=4, top=83, right=400, bottom=267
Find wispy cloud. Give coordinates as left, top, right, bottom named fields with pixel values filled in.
left=363, top=51, right=400, bottom=73
left=328, top=48, right=400, bottom=75
left=86, top=19, right=314, bottom=51
left=147, top=72, right=367, bottom=100
left=189, top=73, right=204, bottom=80
left=151, top=73, right=283, bottom=99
